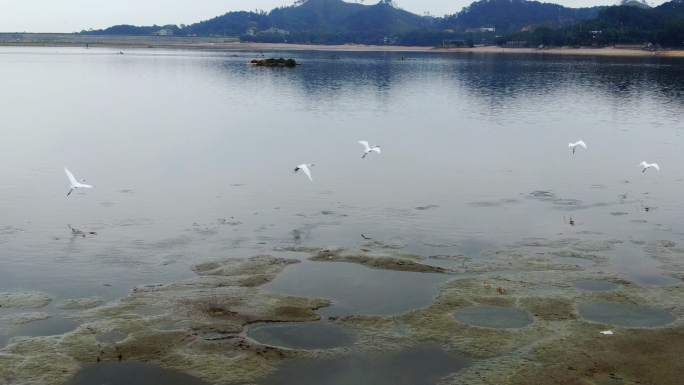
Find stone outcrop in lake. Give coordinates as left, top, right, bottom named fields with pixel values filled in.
left=250, top=58, right=299, bottom=67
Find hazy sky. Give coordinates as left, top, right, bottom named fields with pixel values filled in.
left=0, top=0, right=670, bottom=33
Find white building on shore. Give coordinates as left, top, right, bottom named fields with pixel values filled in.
left=153, top=28, right=174, bottom=36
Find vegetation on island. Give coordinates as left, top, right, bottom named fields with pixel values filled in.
left=251, top=58, right=300, bottom=66
left=80, top=0, right=684, bottom=48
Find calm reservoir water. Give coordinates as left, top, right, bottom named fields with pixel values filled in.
left=1, top=46, right=684, bottom=380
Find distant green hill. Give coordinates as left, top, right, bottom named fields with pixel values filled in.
left=83, top=0, right=601, bottom=38
left=340, top=1, right=430, bottom=32
left=494, top=0, right=684, bottom=47
left=441, top=0, right=606, bottom=33
left=79, top=0, right=684, bottom=47
left=184, top=11, right=271, bottom=36
left=268, top=0, right=367, bottom=31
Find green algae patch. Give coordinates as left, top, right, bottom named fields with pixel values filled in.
left=306, top=247, right=451, bottom=274
left=506, top=328, right=684, bottom=385
left=2, top=240, right=683, bottom=385
left=0, top=291, right=52, bottom=308
left=56, top=297, right=103, bottom=310
left=393, top=278, right=553, bottom=358
left=519, top=298, right=577, bottom=321
left=0, top=255, right=333, bottom=385
left=453, top=307, right=533, bottom=329
left=192, top=255, right=300, bottom=278
left=1, top=313, right=52, bottom=325
left=572, top=280, right=620, bottom=292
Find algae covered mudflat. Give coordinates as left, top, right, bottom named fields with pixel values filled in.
left=2, top=236, right=682, bottom=385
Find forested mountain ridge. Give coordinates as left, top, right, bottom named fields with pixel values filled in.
left=82, top=0, right=598, bottom=38
left=80, top=0, right=684, bottom=47
left=495, top=0, right=684, bottom=47
left=441, top=0, right=605, bottom=33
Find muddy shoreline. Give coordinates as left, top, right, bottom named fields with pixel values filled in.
left=3, top=42, right=683, bottom=57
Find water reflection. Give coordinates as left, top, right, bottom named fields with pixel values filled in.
left=262, top=259, right=453, bottom=318
left=65, top=362, right=211, bottom=385
left=256, top=342, right=476, bottom=385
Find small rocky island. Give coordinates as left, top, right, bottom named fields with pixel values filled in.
left=251, top=58, right=300, bottom=67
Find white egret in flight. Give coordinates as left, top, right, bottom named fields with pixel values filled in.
left=64, top=167, right=93, bottom=196
left=639, top=162, right=660, bottom=173
left=294, top=164, right=314, bottom=181
left=568, top=140, right=587, bottom=154
left=359, top=141, right=381, bottom=159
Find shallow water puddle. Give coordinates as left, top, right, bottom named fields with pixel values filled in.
left=262, top=260, right=453, bottom=317
left=0, top=316, right=80, bottom=348
left=578, top=302, right=676, bottom=328
left=603, top=248, right=682, bottom=286
left=571, top=281, right=620, bottom=292
left=256, top=343, right=476, bottom=385
left=453, top=306, right=533, bottom=328
left=624, top=272, right=682, bottom=286
left=248, top=321, right=356, bottom=350
left=64, top=362, right=211, bottom=385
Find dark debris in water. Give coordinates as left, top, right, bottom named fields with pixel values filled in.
left=414, top=205, right=440, bottom=211
left=468, top=201, right=501, bottom=208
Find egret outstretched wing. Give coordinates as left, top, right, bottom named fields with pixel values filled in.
left=300, top=165, right=312, bottom=181
left=639, top=161, right=648, bottom=168
left=64, top=167, right=78, bottom=186
left=373, top=147, right=381, bottom=154
left=358, top=141, right=371, bottom=152
left=652, top=163, right=660, bottom=171
left=576, top=140, right=587, bottom=149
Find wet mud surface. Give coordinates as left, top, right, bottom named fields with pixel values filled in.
left=572, top=280, right=621, bottom=292
left=453, top=306, right=533, bottom=329
left=0, top=237, right=683, bottom=385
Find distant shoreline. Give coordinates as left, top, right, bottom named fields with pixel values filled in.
left=3, top=41, right=683, bottom=57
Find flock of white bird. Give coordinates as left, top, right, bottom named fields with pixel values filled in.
left=293, top=141, right=380, bottom=182
left=64, top=139, right=658, bottom=195
left=567, top=140, right=660, bottom=173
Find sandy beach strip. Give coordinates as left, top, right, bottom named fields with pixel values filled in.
left=3, top=41, right=684, bottom=57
